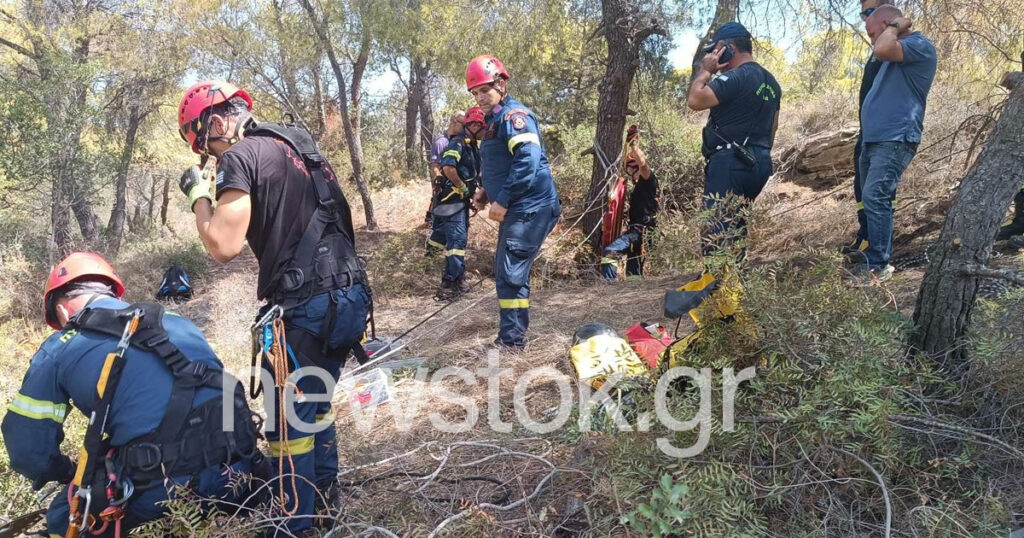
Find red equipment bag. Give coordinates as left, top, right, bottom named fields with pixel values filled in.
left=624, top=322, right=674, bottom=369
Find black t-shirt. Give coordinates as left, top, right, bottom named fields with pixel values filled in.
left=215, top=135, right=354, bottom=299
left=859, top=54, right=882, bottom=112
left=628, top=170, right=659, bottom=228
left=705, top=62, right=782, bottom=150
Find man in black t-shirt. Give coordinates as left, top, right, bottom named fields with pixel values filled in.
left=687, top=22, right=781, bottom=260
left=176, top=80, right=368, bottom=535
left=601, top=148, right=659, bottom=280
left=842, top=0, right=894, bottom=259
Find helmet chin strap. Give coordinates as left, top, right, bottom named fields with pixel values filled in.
left=200, top=112, right=254, bottom=158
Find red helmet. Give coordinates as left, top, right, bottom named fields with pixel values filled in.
left=464, top=106, right=485, bottom=125
left=178, top=80, right=252, bottom=154
left=43, top=252, right=125, bottom=330
left=465, top=55, right=510, bottom=91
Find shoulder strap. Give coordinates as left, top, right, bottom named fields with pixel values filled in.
left=247, top=123, right=359, bottom=299
left=72, top=303, right=224, bottom=447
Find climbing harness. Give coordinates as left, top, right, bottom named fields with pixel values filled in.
left=64, top=303, right=261, bottom=538
left=66, top=309, right=140, bottom=538
left=246, top=121, right=368, bottom=309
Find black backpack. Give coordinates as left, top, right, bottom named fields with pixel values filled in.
left=156, top=264, right=194, bottom=301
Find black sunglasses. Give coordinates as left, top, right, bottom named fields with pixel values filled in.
left=860, top=7, right=875, bottom=19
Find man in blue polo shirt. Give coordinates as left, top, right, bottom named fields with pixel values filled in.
left=854, top=5, right=937, bottom=281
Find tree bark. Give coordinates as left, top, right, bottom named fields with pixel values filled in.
left=107, top=103, right=141, bottom=253
left=690, top=0, right=740, bottom=83
left=68, top=35, right=98, bottom=242
left=271, top=0, right=300, bottom=108
left=311, top=60, right=327, bottom=138
left=145, top=171, right=155, bottom=224
left=910, top=72, right=1024, bottom=369
left=415, top=59, right=434, bottom=161
left=582, top=0, right=666, bottom=250
left=299, top=0, right=378, bottom=230
left=160, top=173, right=171, bottom=227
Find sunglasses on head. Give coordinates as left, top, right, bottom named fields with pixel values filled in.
left=860, top=7, right=875, bottom=19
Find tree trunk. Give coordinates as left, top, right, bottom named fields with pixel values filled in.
left=299, top=0, right=378, bottom=230
left=160, top=173, right=171, bottom=227
left=690, top=0, right=740, bottom=83
left=107, top=103, right=141, bottom=253
left=149, top=172, right=156, bottom=223
left=415, top=59, right=434, bottom=162
left=405, top=56, right=420, bottom=169
left=582, top=0, right=666, bottom=250
left=311, top=58, right=328, bottom=137
left=68, top=35, right=98, bottom=242
left=910, top=72, right=1024, bottom=369
left=272, top=0, right=300, bottom=108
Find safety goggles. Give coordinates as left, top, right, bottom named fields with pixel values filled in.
left=860, top=7, right=876, bottom=19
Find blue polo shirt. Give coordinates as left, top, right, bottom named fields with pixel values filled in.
left=860, top=32, right=937, bottom=143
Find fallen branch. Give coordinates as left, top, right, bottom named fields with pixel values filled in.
left=959, top=263, right=1024, bottom=287
left=830, top=446, right=892, bottom=538
left=426, top=468, right=560, bottom=538
left=888, top=414, right=1024, bottom=460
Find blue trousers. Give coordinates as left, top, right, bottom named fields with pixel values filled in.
left=859, top=141, right=918, bottom=267
left=265, top=285, right=369, bottom=532
left=853, top=133, right=897, bottom=246
left=440, top=210, right=468, bottom=284
left=853, top=133, right=866, bottom=242
left=601, top=227, right=646, bottom=280
left=46, top=460, right=253, bottom=536
left=702, top=146, right=773, bottom=258
left=426, top=214, right=446, bottom=255
left=495, top=202, right=561, bottom=346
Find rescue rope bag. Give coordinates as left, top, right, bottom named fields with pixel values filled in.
left=68, top=303, right=261, bottom=487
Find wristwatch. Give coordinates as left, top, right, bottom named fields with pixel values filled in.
left=887, top=21, right=900, bottom=29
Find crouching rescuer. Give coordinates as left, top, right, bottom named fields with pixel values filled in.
left=177, top=80, right=371, bottom=533
left=2, top=252, right=260, bottom=537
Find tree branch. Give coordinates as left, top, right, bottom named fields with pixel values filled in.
left=634, top=23, right=668, bottom=44
left=830, top=446, right=892, bottom=538
left=0, top=35, right=34, bottom=59
left=959, top=263, right=1024, bottom=287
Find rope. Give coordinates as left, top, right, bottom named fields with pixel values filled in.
left=270, top=318, right=300, bottom=516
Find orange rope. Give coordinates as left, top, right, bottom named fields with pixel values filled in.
left=270, top=318, right=300, bottom=515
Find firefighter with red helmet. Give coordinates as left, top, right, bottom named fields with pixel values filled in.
left=177, top=80, right=370, bottom=533
left=2, top=252, right=258, bottom=536
left=466, top=55, right=561, bottom=349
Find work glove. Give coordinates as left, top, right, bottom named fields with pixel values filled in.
left=179, top=165, right=214, bottom=211
left=456, top=184, right=469, bottom=199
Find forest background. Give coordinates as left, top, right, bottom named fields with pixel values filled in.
left=1, top=0, right=1023, bottom=535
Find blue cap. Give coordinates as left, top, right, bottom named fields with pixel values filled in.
left=702, top=22, right=751, bottom=52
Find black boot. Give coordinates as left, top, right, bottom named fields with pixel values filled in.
left=434, top=281, right=455, bottom=302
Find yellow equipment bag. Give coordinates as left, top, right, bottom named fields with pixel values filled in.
left=569, top=323, right=650, bottom=389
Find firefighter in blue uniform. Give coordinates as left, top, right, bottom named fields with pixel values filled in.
left=426, top=113, right=466, bottom=256
left=601, top=147, right=659, bottom=281
left=466, top=54, right=561, bottom=349
left=434, top=106, right=485, bottom=300
left=2, top=252, right=258, bottom=536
